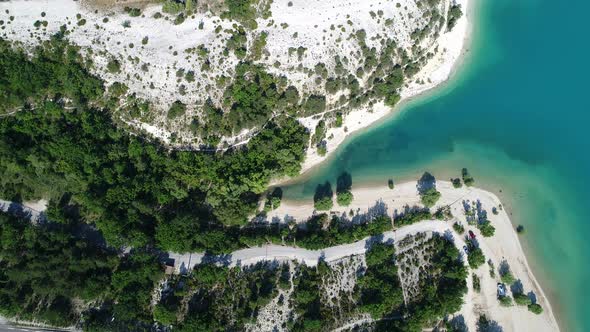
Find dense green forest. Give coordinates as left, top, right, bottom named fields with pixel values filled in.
left=0, top=212, right=163, bottom=329
left=0, top=36, right=309, bottom=250
left=0, top=29, right=470, bottom=330
left=0, top=210, right=467, bottom=331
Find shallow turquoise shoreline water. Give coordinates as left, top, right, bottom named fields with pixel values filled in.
left=283, top=0, right=590, bottom=330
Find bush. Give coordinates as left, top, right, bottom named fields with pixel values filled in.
left=453, top=222, right=465, bottom=235
left=500, top=271, right=515, bottom=285
left=472, top=274, right=481, bottom=292
left=162, top=0, right=184, bottom=14
left=174, top=13, right=185, bottom=25
left=468, top=247, right=486, bottom=269
left=478, top=220, right=495, bottom=237
left=516, top=225, right=525, bottom=234
left=451, top=178, right=462, bottom=188
left=447, top=4, right=463, bottom=30
left=388, top=179, right=394, bottom=189
left=336, top=191, right=353, bottom=206
left=125, top=7, right=141, bottom=17
left=420, top=188, right=441, bottom=208
left=167, top=101, right=186, bottom=119
left=499, top=296, right=513, bottom=307
left=528, top=303, right=543, bottom=315
left=106, top=59, right=121, bottom=73
left=514, top=293, right=532, bottom=306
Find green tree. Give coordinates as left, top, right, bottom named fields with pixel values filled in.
left=421, top=187, right=441, bottom=207
left=468, top=247, right=486, bottom=269
left=336, top=191, right=353, bottom=206
left=528, top=303, right=543, bottom=314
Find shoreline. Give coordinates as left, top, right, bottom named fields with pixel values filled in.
left=272, top=0, right=474, bottom=185
left=261, top=180, right=560, bottom=331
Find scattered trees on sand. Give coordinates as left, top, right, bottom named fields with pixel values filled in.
left=417, top=172, right=441, bottom=207
left=336, top=172, right=354, bottom=206
left=478, top=220, right=496, bottom=237
left=264, top=187, right=283, bottom=211
left=468, top=247, right=486, bottom=269
left=528, top=303, right=543, bottom=314
left=462, top=168, right=475, bottom=186
left=313, top=182, right=333, bottom=211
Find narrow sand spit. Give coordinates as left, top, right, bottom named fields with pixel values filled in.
left=172, top=181, right=559, bottom=331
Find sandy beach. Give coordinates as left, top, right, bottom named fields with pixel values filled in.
left=258, top=180, right=559, bottom=331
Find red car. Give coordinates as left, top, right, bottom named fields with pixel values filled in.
left=468, top=230, right=476, bottom=240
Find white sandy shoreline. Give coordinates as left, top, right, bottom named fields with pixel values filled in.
left=288, top=0, right=474, bottom=177
left=257, top=181, right=560, bottom=331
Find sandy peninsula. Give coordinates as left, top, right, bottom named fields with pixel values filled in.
left=257, top=180, right=559, bottom=331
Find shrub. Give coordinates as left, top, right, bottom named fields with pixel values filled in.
left=451, top=178, right=462, bottom=188
left=388, top=179, right=394, bottom=189
left=162, top=0, right=184, bottom=14
left=335, top=113, right=343, bottom=127
left=142, top=36, right=149, bottom=45
left=453, top=222, right=465, bottom=235
left=499, top=296, right=513, bottom=307
left=528, top=303, right=543, bottom=314
left=478, top=220, right=495, bottom=237
left=516, top=225, right=525, bottom=234
left=514, top=293, right=532, bottom=306
left=174, top=13, right=185, bottom=25
left=167, top=101, right=186, bottom=119
left=106, top=59, right=121, bottom=73
left=125, top=7, right=141, bottom=17
left=472, top=274, right=481, bottom=292
left=447, top=4, right=463, bottom=30
left=500, top=271, right=515, bottom=285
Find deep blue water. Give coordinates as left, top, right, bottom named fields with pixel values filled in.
left=283, top=0, right=590, bottom=330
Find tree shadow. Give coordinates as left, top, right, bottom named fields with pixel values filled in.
left=364, top=233, right=385, bottom=250
left=477, top=315, right=503, bottom=332
left=449, top=314, right=468, bottom=332
left=349, top=200, right=388, bottom=225
left=201, top=252, right=233, bottom=266
left=527, top=290, right=537, bottom=304
left=314, top=181, right=333, bottom=202
left=268, top=187, right=283, bottom=200
left=510, top=279, right=524, bottom=295
left=499, top=259, right=511, bottom=276
left=336, top=171, right=352, bottom=193
left=417, top=171, right=436, bottom=194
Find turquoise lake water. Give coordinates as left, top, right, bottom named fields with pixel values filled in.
left=283, top=0, right=590, bottom=330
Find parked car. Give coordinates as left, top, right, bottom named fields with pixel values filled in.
left=469, top=230, right=476, bottom=240
left=463, top=245, right=469, bottom=254
left=497, top=283, right=507, bottom=298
